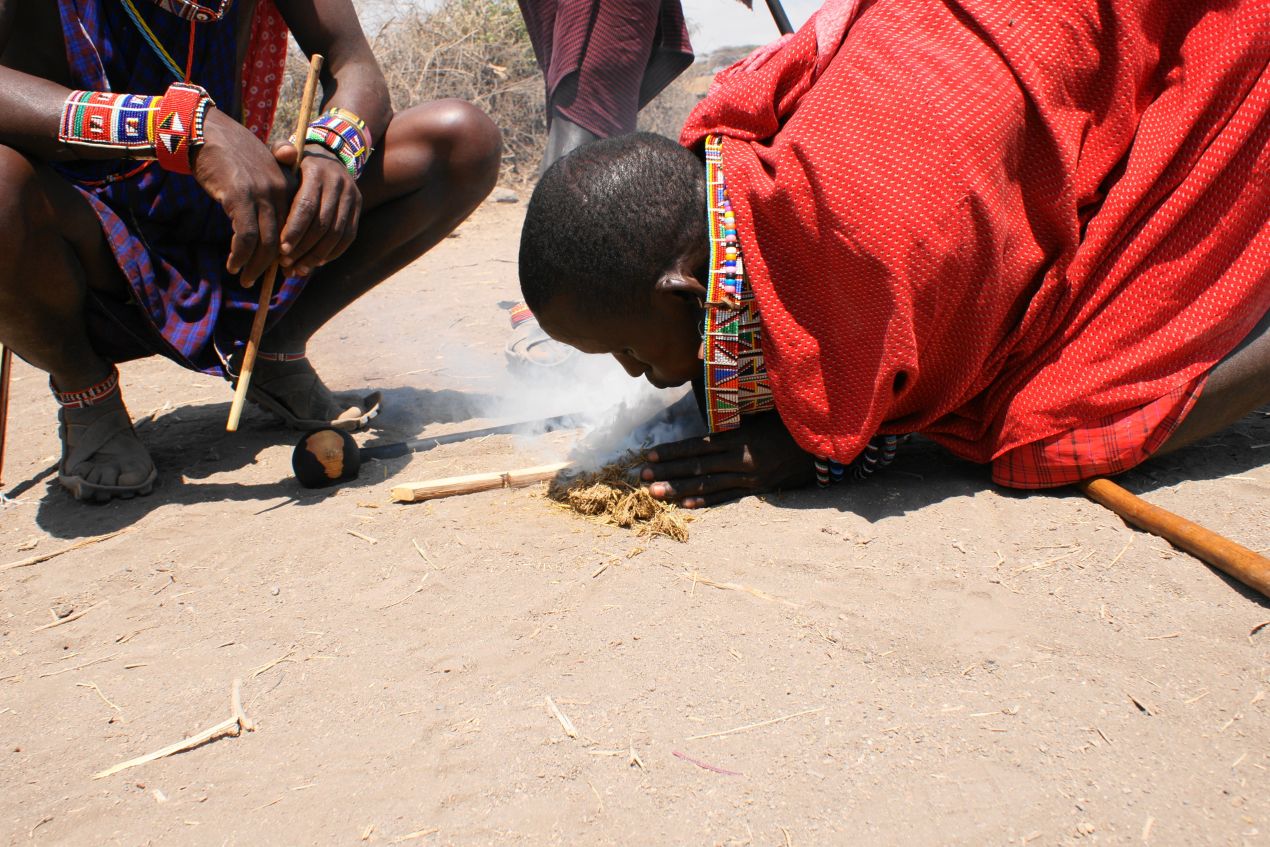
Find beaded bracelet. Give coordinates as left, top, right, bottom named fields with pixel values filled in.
left=59, top=91, right=162, bottom=156
left=154, top=82, right=215, bottom=175
left=303, top=107, right=371, bottom=180
left=816, top=435, right=904, bottom=487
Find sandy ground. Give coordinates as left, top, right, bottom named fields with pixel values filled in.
left=2, top=199, right=1268, bottom=846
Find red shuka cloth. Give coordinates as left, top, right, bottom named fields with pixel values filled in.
left=519, top=0, right=693, bottom=138
left=681, top=0, right=1270, bottom=484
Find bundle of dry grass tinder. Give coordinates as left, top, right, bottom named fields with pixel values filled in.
left=547, top=454, right=690, bottom=542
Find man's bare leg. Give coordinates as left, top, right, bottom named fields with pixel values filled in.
left=0, top=145, right=155, bottom=499
left=0, top=99, right=498, bottom=497
left=1157, top=305, right=1270, bottom=455
left=248, top=99, right=501, bottom=421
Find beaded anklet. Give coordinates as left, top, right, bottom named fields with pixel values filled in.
left=51, top=368, right=121, bottom=409
left=256, top=351, right=307, bottom=363
left=304, top=107, right=372, bottom=180
left=509, top=303, right=536, bottom=329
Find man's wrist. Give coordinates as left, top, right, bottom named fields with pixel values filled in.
left=154, top=82, right=215, bottom=175
left=302, top=107, right=372, bottom=180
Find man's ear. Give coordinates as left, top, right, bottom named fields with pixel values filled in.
left=653, top=270, right=708, bottom=308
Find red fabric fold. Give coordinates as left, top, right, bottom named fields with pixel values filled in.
left=681, top=0, right=1270, bottom=480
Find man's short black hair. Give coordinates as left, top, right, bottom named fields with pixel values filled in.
left=519, top=132, right=705, bottom=318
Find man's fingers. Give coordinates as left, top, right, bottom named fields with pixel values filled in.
left=280, top=182, right=323, bottom=261
left=681, top=489, right=751, bottom=509
left=296, top=188, right=350, bottom=272
left=647, top=472, right=753, bottom=502
left=272, top=141, right=299, bottom=168
left=645, top=434, right=727, bottom=464
left=328, top=192, right=362, bottom=265
left=225, top=194, right=259, bottom=278
left=641, top=450, right=747, bottom=482
left=240, top=202, right=280, bottom=286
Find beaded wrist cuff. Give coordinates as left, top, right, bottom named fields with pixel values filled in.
left=59, top=91, right=161, bottom=157
left=816, top=435, right=904, bottom=487
left=51, top=367, right=121, bottom=409
left=304, top=108, right=371, bottom=180
left=154, top=82, right=214, bottom=175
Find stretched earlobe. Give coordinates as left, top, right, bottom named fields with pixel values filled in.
left=654, top=270, right=709, bottom=304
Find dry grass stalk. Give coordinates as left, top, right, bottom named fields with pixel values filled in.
left=679, top=571, right=797, bottom=606
left=77, top=681, right=121, bottom=712
left=545, top=695, right=578, bottom=739
left=548, top=455, right=690, bottom=542
left=685, top=706, right=825, bottom=741
left=2, top=530, right=126, bottom=572
left=33, top=600, right=105, bottom=632
left=93, top=679, right=255, bottom=780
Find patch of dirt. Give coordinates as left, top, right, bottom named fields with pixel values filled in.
left=1, top=199, right=1268, bottom=845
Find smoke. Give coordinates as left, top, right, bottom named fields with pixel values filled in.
left=482, top=353, right=707, bottom=471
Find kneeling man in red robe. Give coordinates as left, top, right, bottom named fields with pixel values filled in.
left=519, top=0, right=1270, bottom=507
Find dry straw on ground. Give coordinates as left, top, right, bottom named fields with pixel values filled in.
left=548, top=454, right=690, bottom=542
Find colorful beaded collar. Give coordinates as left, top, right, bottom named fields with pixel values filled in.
left=148, top=0, right=233, bottom=23
left=701, top=136, right=775, bottom=433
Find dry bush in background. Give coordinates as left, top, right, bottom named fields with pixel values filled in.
left=276, top=0, right=545, bottom=185
left=274, top=2, right=757, bottom=187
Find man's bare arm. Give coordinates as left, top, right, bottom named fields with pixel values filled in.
left=276, top=0, right=392, bottom=143
left=272, top=0, right=395, bottom=275
left=0, top=0, right=121, bottom=161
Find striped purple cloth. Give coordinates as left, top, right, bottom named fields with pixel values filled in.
left=54, top=0, right=304, bottom=376
left=518, top=0, right=694, bottom=138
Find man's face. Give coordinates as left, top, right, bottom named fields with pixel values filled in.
left=536, top=289, right=704, bottom=389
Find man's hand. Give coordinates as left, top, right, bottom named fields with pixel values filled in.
left=273, top=141, right=363, bottom=278
left=193, top=108, right=290, bottom=285
left=640, top=411, right=816, bottom=508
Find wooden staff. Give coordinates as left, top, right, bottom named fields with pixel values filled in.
left=227, top=53, right=325, bottom=432
left=1079, top=477, right=1270, bottom=599
left=0, top=344, right=11, bottom=489
left=391, top=461, right=573, bottom=504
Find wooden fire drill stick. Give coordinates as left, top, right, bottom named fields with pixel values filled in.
left=227, top=53, right=325, bottom=432
left=0, top=343, right=12, bottom=490
left=1079, top=477, right=1270, bottom=599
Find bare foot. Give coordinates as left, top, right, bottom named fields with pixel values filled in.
left=58, top=393, right=157, bottom=502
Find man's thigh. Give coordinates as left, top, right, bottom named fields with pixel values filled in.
left=25, top=157, right=131, bottom=300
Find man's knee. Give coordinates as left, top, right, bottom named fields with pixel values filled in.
left=393, top=100, right=502, bottom=194
left=0, top=146, right=49, bottom=249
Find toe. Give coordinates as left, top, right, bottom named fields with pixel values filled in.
left=119, top=459, right=154, bottom=488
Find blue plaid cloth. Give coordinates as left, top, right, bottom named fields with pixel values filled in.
left=54, top=0, right=305, bottom=376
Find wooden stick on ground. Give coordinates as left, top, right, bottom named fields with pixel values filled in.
left=93, top=679, right=255, bottom=780
left=0, top=343, right=12, bottom=490
left=391, top=461, right=572, bottom=504
left=227, top=54, right=324, bottom=432
left=1, top=530, right=128, bottom=573
left=1079, top=477, right=1270, bottom=599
